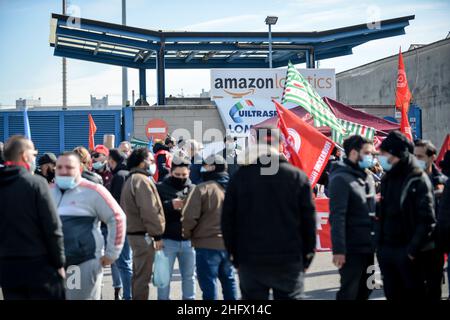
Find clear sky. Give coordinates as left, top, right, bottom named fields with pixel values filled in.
left=0, top=0, right=449, bottom=106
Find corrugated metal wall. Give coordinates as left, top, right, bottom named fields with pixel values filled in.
left=0, top=110, right=122, bottom=157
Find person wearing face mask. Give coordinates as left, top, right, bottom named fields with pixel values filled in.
left=73, top=146, right=103, bottom=185
left=414, top=140, right=448, bottom=300
left=118, top=141, right=132, bottom=158
left=92, top=144, right=113, bottom=189
left=50, top=152, right=126, bottom=300
left=414, top=140, right=447, bottom=209
left=120, top=148, right=165, bottom=300
left=182, top=155, right=238, bottom=300
left=155, top=156, right=195, bottom=300
left=328, top=135, right=377, bottom=300
left=377, top=131, right=436, bottom=301
left=106, top=149, right=132, bottom=300
left=35, top=152, right=57, bottom=184
left=218, top=135, right=240, bottom=178
left=0, top=135, right=66, bottom=300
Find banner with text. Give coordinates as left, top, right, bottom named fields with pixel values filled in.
left=316, top=197, right=332, bottom=252
left=211, top=68, right=336, bottom=101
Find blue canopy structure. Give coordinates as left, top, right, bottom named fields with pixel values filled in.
left=49, top=13, right=414, bottom=105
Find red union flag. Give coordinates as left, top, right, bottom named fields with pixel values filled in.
left=436, top=134, right=450, bottom=168
left=273, top=100, right=335, bottom=188
left=395, top=48, right=412, bottom=112
left=395, top=48, right=413, bottom=141
left=88, top=114, right=97, bottom=151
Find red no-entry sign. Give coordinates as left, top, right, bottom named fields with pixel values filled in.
left=145, top=118, right=168, bottom=141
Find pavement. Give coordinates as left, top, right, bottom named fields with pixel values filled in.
left=1, top=252, right=448, bottom=300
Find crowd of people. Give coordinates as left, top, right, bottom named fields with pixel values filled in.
left=0, top=128, right=449, bottom=301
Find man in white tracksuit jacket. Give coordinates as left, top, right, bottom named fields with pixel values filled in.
left=51, top=151, right=126, bottom=300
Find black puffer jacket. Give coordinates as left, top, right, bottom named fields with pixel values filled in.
left=378, top=155, right=436, bottom=257
left=156, top=176, right=194, bottom=241
left=0, top=165, right=65, bottom=270
left=328, top=159, right=377, bottom=255
left=221, top=157, right=316, bottom=268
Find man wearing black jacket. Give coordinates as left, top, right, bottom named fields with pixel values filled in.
left=414, top=140, right=447, bottom=300
left=156, top=157, right=196, bottom=300
left=222, top=127, right=316, bottom=300
left=0, top=135, right=65, bottom=300
left=377, top=131, right=436, bottom=300
left=329, top=135, right=377, bottom=300
left=107, top=149, right=132, bottom=300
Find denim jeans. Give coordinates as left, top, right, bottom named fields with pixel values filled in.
left=195, top=248, right=238, bottom=300
left=157, top=239, right=196, bottom=300
left=102, top=225, right=132, bottom=299
left=101, top=225, right=123, bottom=290
left=115, top=236, right=133, bottom=300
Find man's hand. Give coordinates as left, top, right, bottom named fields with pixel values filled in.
left=154, top=240, right=164, bottom=251
left=57, top=267, right=66, bottom=279
left=333, top=254, right=346, bottom=269
left=100, top=256, right=115, bottom=267
left=172, top=198, right=184, bottom=210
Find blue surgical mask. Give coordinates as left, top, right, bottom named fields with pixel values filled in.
left=378, top=155, right=392, bottom=171
left=92, top=161, right=105, bottom=170
left=55, top=175, right=78, bottom=190
left=358, top=154, right=374, bottom=169
left=416, top=159, right=427, bottom=170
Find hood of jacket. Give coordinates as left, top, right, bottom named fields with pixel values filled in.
left=0, top=165, right=27, bottom=186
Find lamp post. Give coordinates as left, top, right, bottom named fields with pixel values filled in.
left=265, top=16, right=278, bottom=68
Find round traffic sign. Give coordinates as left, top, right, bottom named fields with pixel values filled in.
left=145, top=118, right=168, bottom=141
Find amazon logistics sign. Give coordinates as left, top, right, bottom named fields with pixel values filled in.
left=211, top=68, right=336, bottom=100
left=211, top=68, right=336, bottom=135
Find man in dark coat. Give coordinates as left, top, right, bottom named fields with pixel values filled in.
left=107, top=148, right=132, bottom=300
left=222, top=127, right=316, bottom=300
left=329, top=135, right=377, bottom=300
left=414, top=139, right=447, bottom=300
left=156, top=156, right=195, bottom=300
left=0, top=135, right=65, bottom=300
left=377, top=131, right=436, bottom=301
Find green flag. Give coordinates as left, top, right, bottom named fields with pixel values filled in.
left=331, top=118, right=376, bottom=145
left=282, top=61, right=345, bottom=142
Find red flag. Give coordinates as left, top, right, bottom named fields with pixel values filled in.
left=395, top=48, right=413, bottom=141
left=273, top=100, right=335, bottom=188
left=436, top=134, right=450, bottom=168
left=400, top=107, right=413, bottom=141
left=88, top=114, right=97, bottom=151
left=395, top=48, right=412, bottom=112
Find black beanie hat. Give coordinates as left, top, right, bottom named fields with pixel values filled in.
left=38, top=152, right=57, bottom=166
left=380, top=131, right=414, bottom=159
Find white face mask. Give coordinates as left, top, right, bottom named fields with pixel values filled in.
left=417, top=159, right=427, bottom=170
left=147, top=163, right=157, bottom=176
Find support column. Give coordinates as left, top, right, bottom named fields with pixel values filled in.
left=307, top=49, right=316, bottom=68
left=157, top=44, right=166, bottom=106
left=135, top=68, right=149, bottom=106
left=121, top=0, right=128, bottom=107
